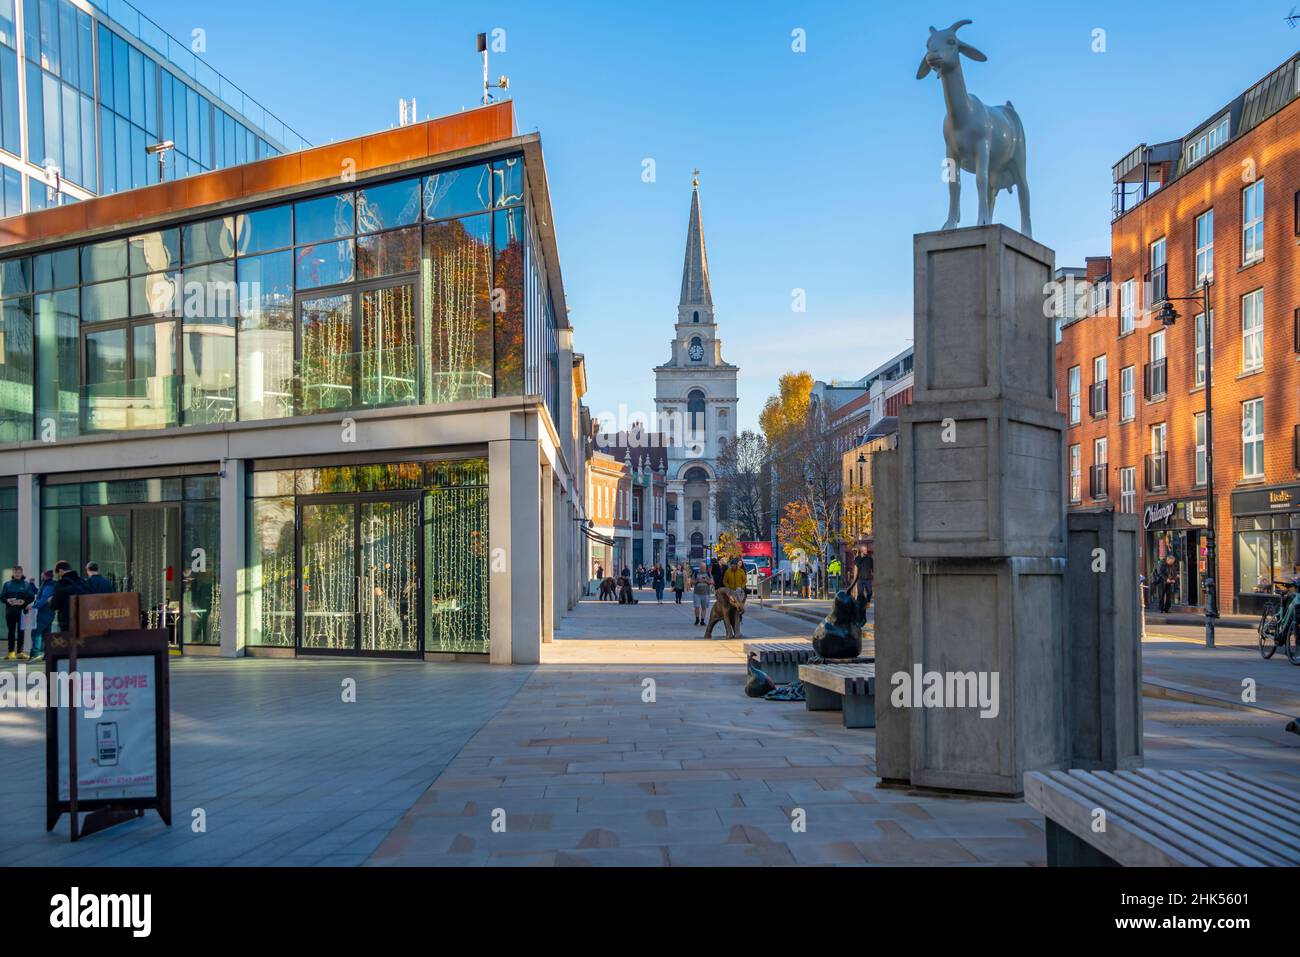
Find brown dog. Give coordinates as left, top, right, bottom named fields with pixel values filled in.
left=704, top=587, right=744, bottom=640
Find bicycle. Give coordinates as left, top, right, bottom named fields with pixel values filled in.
left=1257, top=581, right=1300, bottom=664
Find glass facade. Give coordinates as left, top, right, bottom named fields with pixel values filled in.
left=1, top=0, right=305, bottom=213
left=246, top=458, right=488, bottom=655
left=0, top=153, right=558, bottom=442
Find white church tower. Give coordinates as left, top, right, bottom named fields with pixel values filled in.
left=654, top=174, right=739, bottom=562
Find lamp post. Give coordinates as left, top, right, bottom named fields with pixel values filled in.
left=1156, top=279, right=1217, bottom=649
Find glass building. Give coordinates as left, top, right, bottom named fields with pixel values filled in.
left=0, top=0, right=306, bottom=217
left=0, top=100, right=589, bottom=663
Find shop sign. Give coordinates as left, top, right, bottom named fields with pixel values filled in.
left=1184, top=500, right=1208, bottom=527
left=1232, top=484, right=1300, bottom=516
left=1143, top=501, right=1177, bottom=529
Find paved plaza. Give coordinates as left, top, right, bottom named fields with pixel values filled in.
left=1, top=592, right=1297, bottom=866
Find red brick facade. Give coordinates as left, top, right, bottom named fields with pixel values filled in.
left=1057, top=81, right=1300, bottom=614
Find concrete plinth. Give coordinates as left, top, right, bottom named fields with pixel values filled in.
left=870, top=447, right=913, bottom=785
left=907, top=557, right=1069, bottom=795
left=1066, top=511, right=1143, bottom=771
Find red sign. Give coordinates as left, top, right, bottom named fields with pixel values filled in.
left=738, top=541, right=773, bottom=576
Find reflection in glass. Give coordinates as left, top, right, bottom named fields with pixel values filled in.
left=237, top=250, right=294, bottom=420
left=357, top=178, right=420, bottom=233
left=84, top=511, right=129, bottom=592
left=81, top=239, right=128, bottom=282
left=425, top=462, right=489, bottom=653
left=422, top=216, right=492, bottom=403
left=236, top=204, right=292, bottom=255
left=182, top=217, right=235, bottom=265
left=40, top=503, right=81, bottom=575
left=128, top=229, right=179, bottom=274
left=357, top=226, right=418, bottom=280
left=300, top=501, right=356, bottom=650
left=0, top=296, right=32, bottom=442
left=132, top=506, right=180, bottom=635
left=361, top=283, right=417, bottom=407
left=295, top=239, right=354, bottom=289
left=0, top=257, right=31, bottom=297
left=494, top=208, right=524, bottom=397
left=422, top=165, right=490, bottom=220
left=33, top=248, right=78, bottom=290
left=182, top=500, right=220, bottom=645
left=300, top=293, right=352, bottom=413
left=295, top=191, right=355, bottom=245
left=181, top=260, right=236, bottom=425
left=492, top=156, right=523, bottom=207
left=130, top=271, right=178, bottom=317
left=35, top=289, right=78, bottom=438
left=247, top=495, right=295, bottom=646
left=81, top=279, right=129, bottom=323
left=360, top=499, right=419, bottom=652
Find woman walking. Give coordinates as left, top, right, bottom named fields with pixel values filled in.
left=691, top=564, right=711, bottom=627
left=652, top=564, right=665, bottom=603
left=672, top=564, right=685, bottom=604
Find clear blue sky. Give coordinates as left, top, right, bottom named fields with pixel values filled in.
left=157, top=0, right=1300, bottom=430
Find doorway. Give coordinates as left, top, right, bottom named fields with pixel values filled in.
left=298, top=492, right=422, bottom=656
left=82, top=503, right=182, bottom=643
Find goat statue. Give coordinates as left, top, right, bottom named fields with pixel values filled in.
left=916, top=19, right=1031, bottom=237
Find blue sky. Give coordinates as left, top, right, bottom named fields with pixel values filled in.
left=156, top=0, right=1300, bottom=430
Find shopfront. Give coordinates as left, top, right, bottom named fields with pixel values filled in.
left=1142, top=498, right=1207, bottom=609
left=1232, top=484, right=1300, bottom=614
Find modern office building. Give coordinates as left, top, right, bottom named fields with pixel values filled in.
left=0, top=99, right=588, bottom=664
left=0, top=0, right=305, bottom=217
left=1057, top=51, right=1300, bottom=615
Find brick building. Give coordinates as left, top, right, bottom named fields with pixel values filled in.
left=1057, top=52, right=1300, bottom=614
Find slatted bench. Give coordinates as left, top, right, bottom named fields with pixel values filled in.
left=744, top=641, right=818, bottom=684
left=798, top=662, right=876, bottom=728
left=1024, top=768, right=1300, bottom=866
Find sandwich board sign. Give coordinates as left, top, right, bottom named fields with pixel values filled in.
left=45, top=593, right=172, bottom=841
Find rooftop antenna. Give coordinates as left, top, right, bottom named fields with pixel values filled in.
left=477, top=31, right=509, bottom=105
left=1289, top=6, right=1300, bottom=27
left=398, top=97, right=417, bottom=127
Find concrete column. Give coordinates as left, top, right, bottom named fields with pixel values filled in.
left=555, top=328, right=575, bottom=467
left=540, top=463, right=555, bottom=645
left=218, top=458, right=247, bottom=658
left=871, top=449, right=912, bottom=786
left=16, top=473, right=38, bottom=574
left=488, top=439, right=542, bottom=664
left=674, top=489, right=685, bottom=560
left=707, top=485, right=717, bottom=546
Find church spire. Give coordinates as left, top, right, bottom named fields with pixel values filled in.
left=678, top=173, right=712, bottom=309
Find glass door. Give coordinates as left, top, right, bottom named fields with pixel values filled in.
left=359, top=497, right=420, bottom=652
left=84, top=509, right=129, bottom=591
left=298, top=293, right=354, bottom=414
left=131, top=505, right=180, bottom=639
left=299, top=501, right=357, bottom=651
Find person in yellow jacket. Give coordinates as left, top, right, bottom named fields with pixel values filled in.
left=722, top=559, right=747, bottom=594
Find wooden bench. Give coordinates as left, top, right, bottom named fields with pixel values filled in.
left=1024, top=768, right=1300, bottom=866
left=744, top=641, right=818, bottom=684
left=798, top=662, right=876, bottom=728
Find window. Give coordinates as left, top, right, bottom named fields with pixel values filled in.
left=1091, top=354, right=1107, bottom=417
left=1147, top=423, right=1167, bottom=491
left=631, top=492, right=640, bottom=525
left=1195, top=209, right=1213, bottom=286
left=1194, top=310, right=1212, bottom=387
left=691, top=500, right=701, bottom=521
left=1069, top=445, right=1080, bottom=503
left=1120, top=279, right=1135, bottom=335
left=1067, top=365, right=1080, bottom=425
left=1120, top=467, right=1136, bottom=514
left=1184, top=115, right=1229, bottom=167
left=1194, top=412, right=1207, bottom=486
left=687, top=389, right=706, bottom=433
left=1120, top=365, right=1135, bottom=421
left=1146, top=329, right=1166, bottom=398
left=1242, top=289, right=1263, bottom=372
left=1092, top=437, right=1108, bottom=499
left=1242, top=180, right=1264, bottom=265
left=1243, top=398, right=1264, bottom=479
left=1149, top=237, right=1166, bottom=303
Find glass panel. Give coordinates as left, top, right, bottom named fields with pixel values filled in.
left=181, top=500, right=219, bottom=645
left=492, top=155, right=523, bottom=207
left=425, top=468, right=489, bottom=653
left=422, top=164, right=490, bottom=220
left=300, top=501, right=356, bottom=651
left=129, top=228, right=179, bottom=274
left=1238, top=530, right=1271, bottom=593
left=132, top=506, right=179, bottom=637
left=357, top=178, right=420, bottom=234
left=247, top=494, right=294, bottom=646
left=355, top=462, right=423, bottom=492
left=184, top=474, right=220, bottom=500
left=296, top=465, right=356, bottom=496
left=295, top=238, right=354, bottom=288
left=0, top=295, right=32, bottom=442
left=132, top=319, right=175, bottom=381
left=81, top=238, right=127, bottom=282
left=32, top=247, right=76, bottom=290
left=40, top=504, right=78, bottom=572
left=34, top=288, right=77, bottom=438
left=423, top=216, right=492, bottom=403
left=182, top=216, right=235, bottom=265
left=294, top=191, right=354, bottom=244
left=299, top=292, right=352, bottom=413
left=359, top=499, right=419, bottom=652
left=250, top=470, right=294, bottom=498
left=84, top=510, right=128, bottom=591
left=181, top=261, right=236, bottom=425
left=356, top=226, right=418, bottom=279
left=236, top=204, right=292, bottom=255
left=130, top=270, right=178, bottom=317
left=360, top=282, right=417, bottom=407
left=494, top=208, right=524, bottom=396
left=81, top=278, right=128, bottom=323
left=0, top=256, right=30, bottom=297
left=236, top=250, right=293, bottom=420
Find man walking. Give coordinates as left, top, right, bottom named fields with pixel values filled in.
left=3, top=565, right=35, bottom=659
left=84, top=562, right=114, bottom=593
left=51, top=560, right=87, bottom=635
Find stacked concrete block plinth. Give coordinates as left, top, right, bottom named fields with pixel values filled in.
left=1066, top=512, right=1143, bottom=771
left=870, top=447, right=912, bottom=785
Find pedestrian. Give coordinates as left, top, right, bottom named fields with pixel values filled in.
left=711, top=557, right=726, bottom=590
left=28, top=570, right=54, bottom=661
left=84, top=561, right=114, bottom=594
left=672, top=564, right=685, bottom=604
left=691, top=564, right=711, bottom=627
left=828, top=555, right=842, bottom=592
left=50, top=560, right=87, bottom=634
left=3, top=565, right=36, bottom=659
left=652, top=563, right=665, bottom=603
left=848, top=544, right=874, bottom=626
left=1158, top=555, right=1178, bottom=613
left=595, top=563, right=603, bottom=582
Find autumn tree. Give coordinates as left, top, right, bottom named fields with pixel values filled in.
left=715, top=429, right=769, bottom=541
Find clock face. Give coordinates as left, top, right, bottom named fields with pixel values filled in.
left=689, top=342, right=704, bottom=361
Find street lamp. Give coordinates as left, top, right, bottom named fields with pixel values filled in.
left=1154, top=279, right=1217, bottom=649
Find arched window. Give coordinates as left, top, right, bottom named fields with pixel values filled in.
left=693, top=310, right=699, bottom=323
left=690, top=531, right=704, bottom=558
left=684, top=467, right=709, bottom=483
left=691, top=501, right=702, bottom=521
left=688, top=390, right=706, bottom=432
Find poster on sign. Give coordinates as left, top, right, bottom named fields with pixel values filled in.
left=55, top=656, right=158, bottom=802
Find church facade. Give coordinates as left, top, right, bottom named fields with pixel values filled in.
left=655, top=179, right=739, bottom=562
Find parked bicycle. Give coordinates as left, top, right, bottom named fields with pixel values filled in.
left=1257, top=579, right=1300, bottom=664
